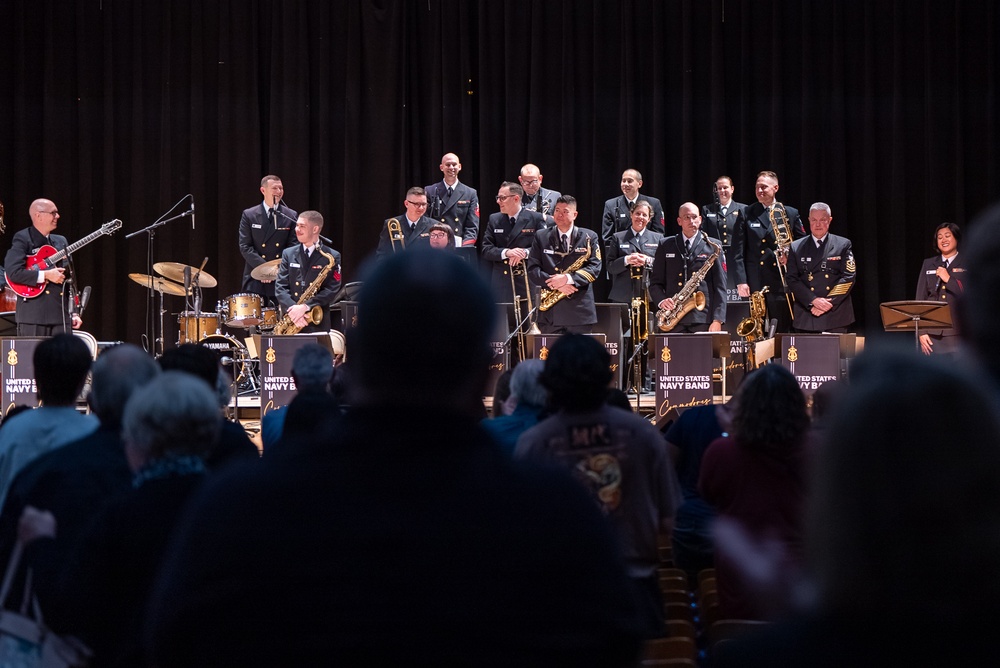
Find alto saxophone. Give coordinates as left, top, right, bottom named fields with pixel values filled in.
left=539, top=238, right=593, bottom=311
left=274, top=247, right=337, bottom=335
left=656, top=238, right=722, bottom=332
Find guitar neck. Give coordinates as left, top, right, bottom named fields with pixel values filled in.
left=48, top=229, right=109, bottom=265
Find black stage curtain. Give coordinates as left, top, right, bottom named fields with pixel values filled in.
left=0, top=0, right=996, bottom=345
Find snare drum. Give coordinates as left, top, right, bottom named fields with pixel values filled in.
left=199, top=333, right=250, bottom=383
left=260, top=306, right=278, bottom=330
left=178, top=312, right=220, bottom=344
left=224, top=293, right=263, bottom=328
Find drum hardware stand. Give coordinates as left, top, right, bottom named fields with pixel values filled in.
left=124, top=194, right=195, bottom=357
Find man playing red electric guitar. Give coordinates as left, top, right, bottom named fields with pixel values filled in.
left=2, top=199, right=83, bottom=336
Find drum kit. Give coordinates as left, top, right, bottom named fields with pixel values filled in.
left=127, top=258, right=286, bottom=394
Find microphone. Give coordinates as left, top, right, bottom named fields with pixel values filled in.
left=934, top=259, right=946, bottom=293
left=189, top=195, right=196, bottom=230
left=79, top=286, right=92, bottom=314
left=220, top=356, right=235, bottom=367
left=184, top=265, right=191, bottom=295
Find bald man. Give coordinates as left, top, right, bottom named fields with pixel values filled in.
left=3, top=199, right=82, bottom=335
left=424, top=152, right=480, bottom=247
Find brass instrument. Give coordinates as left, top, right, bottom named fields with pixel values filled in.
left=273, top=247, right=337, bottom=335
left=629, top=263, right=649, bottom=343
left=387, top=218, right=405, bottom=253
left=737, top=286, right=769, bottom=370
left=769, top=203, right=795, bottom=320
left=539, top=238, right=592, bottom=311
left=656, top=238, right=722, bottom=332
left=510, top=260, right=540, bottom=362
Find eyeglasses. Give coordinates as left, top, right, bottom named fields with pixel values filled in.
left=405, top=200, right=428, bottom=208
left=520, top=178, right=539, bottom=186
left=495, top=194, right=518, bottom=202
left=429, top=232, right=450, bottom=239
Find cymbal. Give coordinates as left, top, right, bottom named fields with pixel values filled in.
left=153, top=262, right=218, bottom=288
left=128, top=273, right=188, bottom=296
left=250, top=258, right=282, bottom=281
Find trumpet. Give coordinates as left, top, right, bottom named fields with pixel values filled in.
left=510, top=259, right=540, bottom=363
left=769, top=203, right=795, bottom=320
left=387, top=218, right=405, bottom=253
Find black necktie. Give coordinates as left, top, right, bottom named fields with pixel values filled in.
left=509, top=216, right=516, bottom=227
left=684, top=238, right=691, bottom=254
left=561, top=233, right=569, bottom=253
left=628, top=200, right=636, bottom=212
left=446, top=186, right=454, bottom=201
left=269, top=208, right=276, bottom=227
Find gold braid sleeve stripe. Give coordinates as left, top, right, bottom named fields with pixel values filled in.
left=576, top=269, right=597, bottom=283
left=827, top=282, right=853, bottom=297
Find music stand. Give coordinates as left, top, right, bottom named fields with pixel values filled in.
left=879, top=300, right=953, bottom=351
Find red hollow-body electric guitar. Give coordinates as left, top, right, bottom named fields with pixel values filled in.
left=6, top=219, right=122, bottom=299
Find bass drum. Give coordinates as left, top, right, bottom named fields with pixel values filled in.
left=199, top=334, right=250, bottom=384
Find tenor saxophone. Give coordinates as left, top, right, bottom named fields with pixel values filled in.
left=737, top=286, right=769, bottom=370
left=274, top=247, right=337, bottom=335
left=538, top=238, right=593, bottom=311
left=656, top=238, right=722, bottom=332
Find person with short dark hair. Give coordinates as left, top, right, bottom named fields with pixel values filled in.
left=516, top=334, right=682, bottom=638
left=601, top=168, right=666, bottom=242
left=915, top=222, right=965, bottom=355
left=376, top=187, right=436, bottom=258
left=701, top=175, right=746, bottom=294
left=427, top=221, right=456, bottom=250
left=148, top=252, right=645, bottom=666
left=239, top=175, right=299, bottom=303
left=0, top=334, right=97, bottom=508
left=526, top=196, right=602, bottom=334
left=480, top=181, right=546, bottom=303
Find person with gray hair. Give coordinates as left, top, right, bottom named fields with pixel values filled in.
left=481, top=359, right=547, bottom=456
left=784, top=202, right=856, bottom=332
left=260, top=343, right=335, bottom=452
left=17, top=371, right=221, bottom=667
left=0, top=344, right=159, bottom=620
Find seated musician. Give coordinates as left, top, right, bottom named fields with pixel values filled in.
left=275, top=211, right=342, bottom=334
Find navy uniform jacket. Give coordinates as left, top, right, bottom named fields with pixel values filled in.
left=731, top=202, right=805, bottom=292
left=648, top=233, right=727, bottom=327
left=602, top=195, right=666, bottom=243
left=480, top=209, right=546, bottom=303
left=424, top=181, right=480, bottom=247
left=521, top=187, right=561, bottom=223
left=375, top=215, right=435, bottom=260
left=785, top=234, right=856, bottom=331
left=239, top=202, right=299, bottom=297
left=275, top=244, right=342, bottom=333
left=526, top=226, right=602, bottom=326
left=915, top=254, right=966, bottom=342
left=605, top=228, right=664, bottom=303
left=701, top=200, right=746, bottom=291
left=4, top=227, right=75, bottom=326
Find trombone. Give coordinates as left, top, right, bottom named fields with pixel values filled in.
left=769, top=203, right=795, bottom=320
left=510, top=260, right=540, bottom=363
left=387, top=218, right=405, bottom=253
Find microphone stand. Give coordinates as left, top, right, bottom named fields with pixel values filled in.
left=501, top=305, right=540, bottom=365
left=125, top=198, right=195, bottom=357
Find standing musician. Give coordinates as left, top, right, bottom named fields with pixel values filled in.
left=526, top=196, right=602, bottom=334
left=700, top=175, right=746, bottom=295
left=275, top=211, right=342, bottom=334
left=424, top=153, right=479, bottom=247
left=785, top=203, right=856, bottom=333
left=517, top=163, right=561, bottom=223
left=480, top=182, right=545, bottom=303
left=731, top=170, right=806, bottom=333
left=3, top=199, right=82, bottom=335
left=601, top=169, right=666, bottom=244
left=649, top=203, right=727, bottom=333
left=239, top=175, right=299, bottom=304
left=606, top=200, right=663, bottom=303
left=376, top=187, right=436, bottom=259
left=915, top=222, right=965, bottom=355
